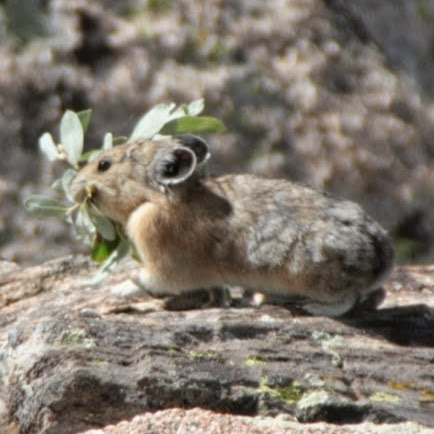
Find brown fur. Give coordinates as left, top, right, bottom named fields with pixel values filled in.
left=70, top=136, right=394, bottom=316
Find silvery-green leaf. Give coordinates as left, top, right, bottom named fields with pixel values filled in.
left=24, top=195, right=69, bottom=218
left=62, top=168, right=78, bottom=202
left=166, top=105, right=187, bottom=122
left=51, top=178, right=63, bottom=193
left=152, top=134, right=171, bottom=141
left=130, top=103, right=176, bottom=140
left=161, top=116, right=226, bottom=135
left=88, top=207, right=116, bottom=241
left=88, top=151, right=103, bottom=163
left=74, top=208, right=96, bottom=245
left=187, top=98, right=204, bottom=116
left=60, top=110, right=84, bottom=166
left=80, top=149, right=102, bottom=163
left=103, top=132, right=113, bottom=150
left=77, top=109, right=92, bottom=133
left=90, top=238, right=130, bottom=285
left=39, top=132, right=59, bottom=161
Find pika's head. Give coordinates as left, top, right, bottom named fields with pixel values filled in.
left=70, top=135, right=210, bottom=225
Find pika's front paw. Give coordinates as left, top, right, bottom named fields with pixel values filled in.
left=133, top=269, right=176, bottom=298
left=111, top=279, right=144, bottom=298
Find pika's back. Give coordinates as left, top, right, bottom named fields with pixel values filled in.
left=206, top=174, right=392, bottom=275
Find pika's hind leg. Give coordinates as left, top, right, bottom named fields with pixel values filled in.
left=352, top=287, right=386, bottom=312
left=302, top=292, right=359, bottom=317
left=302, top=287, right=386, bottom=317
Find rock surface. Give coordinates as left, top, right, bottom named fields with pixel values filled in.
left=1, top=2, right=434, bottom=432
left=82, top=408, right=432, bottom=434
left=0, top=257, right=433, bottom=433
left=341, top=0, right=434, bottom=96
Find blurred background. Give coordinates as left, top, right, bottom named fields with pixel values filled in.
left=0, top=0, right=434, bottom=265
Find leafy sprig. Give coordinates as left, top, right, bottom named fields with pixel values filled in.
left=24, top=99, right=225, bottom=283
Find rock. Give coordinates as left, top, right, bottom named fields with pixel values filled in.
left=0, top=257, right=433, bottom=433
left=337, top=0, right=434, bottom=96
left=81, top=408, right=432, bottom=434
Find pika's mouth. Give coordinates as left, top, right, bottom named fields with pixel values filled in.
left=85, top=183, right=97, bottom=200
left=70, top=178, right=93, bottom=204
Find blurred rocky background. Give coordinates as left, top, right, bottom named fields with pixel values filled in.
left=1, top=0, right=434, bottom=265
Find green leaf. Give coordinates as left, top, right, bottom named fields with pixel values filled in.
left=91, top=237, right=121, bottom=263
left=187, top=98, right=205, bottom=116
left=39, top=132, right=59, bottom=161
left=24, top=195, right=69, bottom=218
left=161, top=116, right=226, bottom=135
left=87, top=207, right=116, bottom=241
left=130, top=103, right=176, bottom=140
left=90, top=238, right=130, bottom=284
left=77, top=109, right=92, bottom=133
left=60, top=110, right=84, bottom=166
left=112, top=136, right=128, bottom=146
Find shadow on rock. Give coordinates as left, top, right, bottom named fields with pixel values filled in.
left=340, top=304, right=434, bottom=347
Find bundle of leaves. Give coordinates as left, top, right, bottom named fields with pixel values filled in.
left=24, top=100, right=225, bottom=282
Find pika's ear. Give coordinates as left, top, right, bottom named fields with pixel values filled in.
left=177, top=135, right=210, bottom=164
left=154, top=147, right=197, bottom=186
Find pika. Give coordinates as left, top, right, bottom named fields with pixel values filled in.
left=70, top=135, right=394, bottom=317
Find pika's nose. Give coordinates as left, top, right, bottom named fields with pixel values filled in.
left=69, top=176, right=88, bottom=203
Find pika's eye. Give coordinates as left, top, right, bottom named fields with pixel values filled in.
left=97, top=159, right=111, bottom=172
